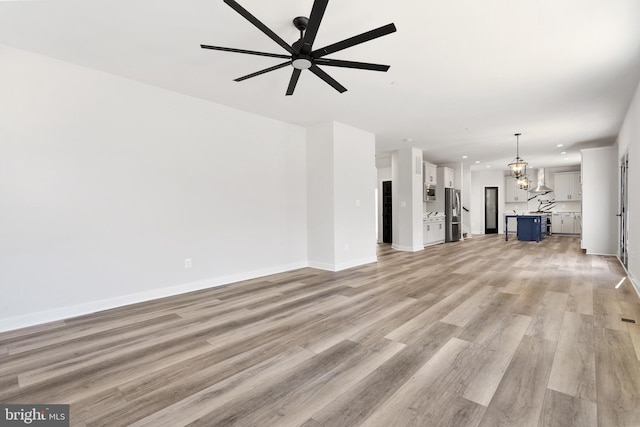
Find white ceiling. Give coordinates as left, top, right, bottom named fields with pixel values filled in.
left=2, top=0, right=640, bottom=171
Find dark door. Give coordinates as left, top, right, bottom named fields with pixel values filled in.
left=382, top=181, right=392, bottom=243
left=485, top=186, right=498, bottom=234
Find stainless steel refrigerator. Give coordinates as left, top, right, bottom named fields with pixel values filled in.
left=445, top=188, right=461, bottom=242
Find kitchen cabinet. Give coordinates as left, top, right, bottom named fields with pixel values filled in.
left=554, top=172, right=581, bottom=201
left=505, top=177, right=528, bottom=203
left=506, top=214, right=546, bottom=242
left=516, top=215, right=546, bottom=242
left=552, top=212, right=580, bottom=234
left=551, top=214, right=562, bottom=234
left=423, top=162, right=437, bottom=185
left=441, top=167, right=454, bottom=188
left=561, top=213, right=575, bottom=234
left=423, top=217, right=445, bottom=246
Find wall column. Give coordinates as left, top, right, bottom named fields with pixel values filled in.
left=307, top=121, right=377, bottom=270
left=392, top=147, right=424, bottom=251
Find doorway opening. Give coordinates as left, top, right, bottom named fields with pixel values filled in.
left=382, top=181, right=392, bottom=243
left=485, top=186, right=499, bottom=234
left=620, top=152, right=629, bottom=269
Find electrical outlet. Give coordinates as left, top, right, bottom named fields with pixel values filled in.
left=184, top=258, right=192, bottom=268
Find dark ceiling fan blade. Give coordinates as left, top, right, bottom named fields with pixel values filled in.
left=309, top=65, right=347, bottom=93
left=200, top=45, right=291, bottom=59
left=224, top=0, right=296, bottom=55
left=299, top=0, right=329, bottom=54
left=286, top=69, right=302, bottom=96
left=312, top=23, right=397, bottom=58
left=234, top=61, right=291, bottom=82
left=314, top=58, right=390, bottom=72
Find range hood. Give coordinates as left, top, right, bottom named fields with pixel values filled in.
left=530, top=168, right=553, bottom=193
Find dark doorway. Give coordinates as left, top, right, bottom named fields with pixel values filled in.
left=485, top=186, right=499, bottom=234
left=382, top=181, right=392, bottom=243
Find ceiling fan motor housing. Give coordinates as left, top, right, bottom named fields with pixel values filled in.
left=293, top=16, right=309, bottom=31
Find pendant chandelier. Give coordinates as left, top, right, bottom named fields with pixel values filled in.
left=516, top=175, right=530, bottom=190
left=508, top=133, right=528, bottom=179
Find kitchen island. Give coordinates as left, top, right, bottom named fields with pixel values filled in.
left=505, top=214, right=547, bottom=242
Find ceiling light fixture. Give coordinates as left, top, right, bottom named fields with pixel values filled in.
left=560, top=151, right=567, bottom=155
left=462, top=155, right=468, bottom=159
left=508, top=133, right=528, bottom=179
left=516, top=175, right=530, bottom=190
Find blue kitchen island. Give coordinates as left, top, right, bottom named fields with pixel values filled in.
left=505, top=214, right=547, bottom=242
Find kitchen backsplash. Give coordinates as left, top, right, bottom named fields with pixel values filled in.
left=507, top=194, right=581, bottom=213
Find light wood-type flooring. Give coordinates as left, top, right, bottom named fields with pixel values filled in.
left=2, top=235, right=640, bottom=426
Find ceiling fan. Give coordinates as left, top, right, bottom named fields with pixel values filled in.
left=201, top=0, right=396, bottom=95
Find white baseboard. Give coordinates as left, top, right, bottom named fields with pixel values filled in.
left=617, top=256, right=640, bottom=299
left=391, top=244, right=424, bottom=252
left=0, top=261, right=308, bottom=333
left=334, top=256, right=377, bottom=272
left=308, top=256, right=377, bottom=272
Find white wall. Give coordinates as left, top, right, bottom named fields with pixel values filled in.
left=581, top=147, right=618, bottom=255
left=617, top=78, right=640, bottom=293
left=461, top=163, right=472, bottom=237
left=307, top=122, right=377, bottom=271
left=470, top=169, right=506, bottom=235
left=307, top=123, right=335, bottom=268
left=0, top=44, right=308, bottom=331
left=392, top=148, right=424, bottom=251
left=333, top=123, right=377, bottom=269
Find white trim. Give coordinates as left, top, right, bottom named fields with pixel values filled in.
left=334, top=256, right=377, bottom=272
left=309, top=256, right=377, bottom=272
left=0, top=261, right=308, bottom=333
left=618, top=256, right=640, bottom=299
left=307, top=261, right=337, bottom=271
left=391, top=244, right=425, bottom=252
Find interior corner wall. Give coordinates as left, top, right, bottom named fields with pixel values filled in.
left=581, top=147, right=618, bottom=255
left=617, top=77, right=640, bottom=293
left=306, top=122, right=336, bottom=269
left=0, top=44, right=308, bottom=331
left=307, top=122, right=377, bottom=271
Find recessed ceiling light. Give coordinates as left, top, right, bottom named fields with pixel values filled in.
left=560, top=151, right=567, bottom=155
left=486, top=165, right=491, bottom=168
left=557, top=144, right=564, bottom=147
left=475, top=161, right=481, bottom=164
left=402, top=137, right=413, bottom=142
left=462, top=155, right=468, bottom=159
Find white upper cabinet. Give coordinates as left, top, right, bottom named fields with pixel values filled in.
left=423, top=162, right=437, bottom=185
left=505, top=177, right=528, bottom=203
left=554, top=172, right=581, bottom=201
left=441, top=167, right=454, bottom=188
